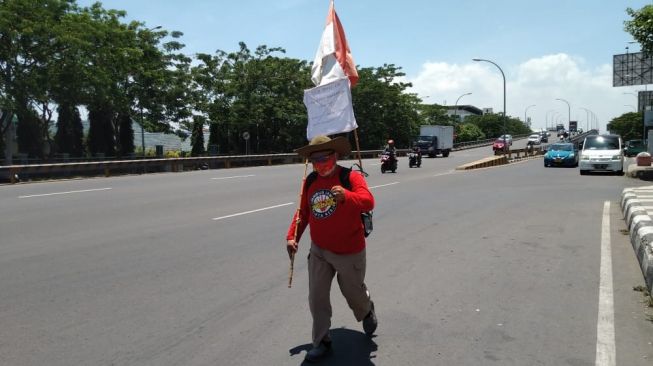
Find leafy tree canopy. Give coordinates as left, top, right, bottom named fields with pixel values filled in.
left=607, top=112, right=642, bottom=141
left=625, top=5, right=653, bottom=55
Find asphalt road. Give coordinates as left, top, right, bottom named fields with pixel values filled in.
left=1, top=145, right=652, bottom=366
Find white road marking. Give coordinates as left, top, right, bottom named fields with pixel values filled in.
left=595, top=201, right=615, bottom=366
left=369, top=182, right=399, bottom=189
left=212, top=202, right=294, bottom=221
left=211, top=175, right=255, bottom=180
left=18, top=187, right=112, bottom=199
left=433, top=170, right=456, bottom=177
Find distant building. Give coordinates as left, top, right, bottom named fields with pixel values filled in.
left=73, top=120, right=206, bottom=153
left=445, top=105, right=484, bottom=121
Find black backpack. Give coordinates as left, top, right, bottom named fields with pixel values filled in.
left=304, top=167, right=373, bottom=237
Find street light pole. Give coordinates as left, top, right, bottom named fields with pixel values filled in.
left=555, top=98, right=571, bottom=128
left=454, top=92, right=472, bottom=121
left=579, top=107, right=590, bottom=132
left=524, top=104, right=536, bottom=127
left=545, top=109, right=555, bottom=130
left=473, top=58, right=506, bottom=138
left=136, top=24, right=161, bottom=164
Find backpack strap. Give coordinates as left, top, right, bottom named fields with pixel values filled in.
left=339, top=166, right=352, bottom=190
left=304, top=166, right=352, bottom=192
left=304, top=171, right=318, bottom=193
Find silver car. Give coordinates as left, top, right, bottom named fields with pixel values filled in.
left=527, top=134, right=542, bottom=145
left=499, top=134, right=513, bottom=145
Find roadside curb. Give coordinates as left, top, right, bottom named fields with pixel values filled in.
left=620, top=187, right=653, bottom=293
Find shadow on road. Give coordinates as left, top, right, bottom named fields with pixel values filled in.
left=289, top=327, right=378, bottom=365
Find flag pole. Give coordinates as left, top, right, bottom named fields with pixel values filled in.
left=353, top=128, right=363, bottom=171
left=289, top=158, right=310, bottom=288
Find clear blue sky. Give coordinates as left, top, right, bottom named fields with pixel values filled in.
left=78, top=0, right=652, bottom=132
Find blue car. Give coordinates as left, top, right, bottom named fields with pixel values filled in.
left=544, top=143, right=578, bottom=167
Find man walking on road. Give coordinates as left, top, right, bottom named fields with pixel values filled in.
left=286, top=135, right=377, bottom=363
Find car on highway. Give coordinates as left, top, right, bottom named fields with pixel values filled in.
left=499, top=134, right=513, bottom=145
left=492, top=138, right=508, bottom=152
left=527, top=133, right=542, bottom=145
left=538, top=131, right=549, bottom=143
left=543, top=142, right=578, bottom=167
left=623, top=139, right=646, bottom=157
left=579, top=134, right=624, bottom=175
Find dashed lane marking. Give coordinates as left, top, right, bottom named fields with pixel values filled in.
left=18, top=188, right=112, bottom=199
left=369, top=182, right=399, bottom=189
left=212, top=202, right=294, bottom=221
left=211, top=175, right=255, bottom=180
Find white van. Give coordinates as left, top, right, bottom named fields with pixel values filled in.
left=579, top=135, right=624, bottom=175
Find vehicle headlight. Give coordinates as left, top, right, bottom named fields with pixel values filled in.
left=581, top=155, right=589, bottom=160
left=567, top=154, right=575, bottom=158
left=612, top=155, right=621, bottom=160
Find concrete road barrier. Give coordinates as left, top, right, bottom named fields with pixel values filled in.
left=620, top=187, right=653, bottom=293
left=456, top=156, right=508, bottom=170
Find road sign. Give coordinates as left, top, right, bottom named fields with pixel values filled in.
left=242, top=132, right=250, bottom=140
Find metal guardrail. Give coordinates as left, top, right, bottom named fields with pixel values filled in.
left=495, top=146, right=545, bottom=159
left=0, top=134, right=535, bottom=184
left=0, top=151, right=383, bottom=183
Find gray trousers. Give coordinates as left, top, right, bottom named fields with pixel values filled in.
left=308, top=242, right=372, bottom=346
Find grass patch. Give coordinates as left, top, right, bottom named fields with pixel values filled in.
left=634, top=285, right=653, bottom=308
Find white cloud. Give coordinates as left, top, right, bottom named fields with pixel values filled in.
left=405, top=54, right=641, bottom=133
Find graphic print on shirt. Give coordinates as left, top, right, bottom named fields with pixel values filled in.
left=311, top=189, right=338, bottom=219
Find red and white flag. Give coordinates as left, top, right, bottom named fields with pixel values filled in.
left=311, top=0, right=359, bottom=88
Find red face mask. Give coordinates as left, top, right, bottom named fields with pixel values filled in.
left=312, top=154, right=337, bottom=177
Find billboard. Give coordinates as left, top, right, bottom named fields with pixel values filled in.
left=645, top=111, right=653, bottom=127
left=613, top=52, right=653, bottom=87
left=569, top=121, right=577, bottom=132
left=637, top=90, right=653, bottom=112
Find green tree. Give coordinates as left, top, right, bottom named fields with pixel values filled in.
left=87, top=106, right=114, bottom=157
left=191, top=43, right=311, bottom=154
left=463, top=113, right=528, bottom=139
left=625, top=5, right=653, bottom=55
left=419, top=103, right=454, bottom=126
left=116, top=112, right=134, bottom=157
left=54, top=103, right=84, bottom=157
left=0, top=0, right=77, bottom=158
left=352, top=64, right=422, bottom=149
left=607, top=112, right=642, bottom=141
left=191, top=116, right=205, bottom=156
left=15, top=109, right=42, bottom=158
left=457, top=123, right=486, bottom=142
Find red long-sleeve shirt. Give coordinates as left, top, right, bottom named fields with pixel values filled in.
left=286, top=166, right=374, bottom=254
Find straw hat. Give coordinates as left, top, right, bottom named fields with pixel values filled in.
left=295, top=135, right=351, bottom=158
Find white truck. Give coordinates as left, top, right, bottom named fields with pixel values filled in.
left=415, top=125, right=454, bottom=157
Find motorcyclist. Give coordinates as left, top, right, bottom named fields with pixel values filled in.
left=408, top=145, right=422, bottom=167
left=383, top=139, right=397, bottom=158
left=381, top=139, right=398, bottom=171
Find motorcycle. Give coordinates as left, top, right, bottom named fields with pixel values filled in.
left=380, top=153, right=397, bottom=173
left=408, top=150, right=422, bottom=168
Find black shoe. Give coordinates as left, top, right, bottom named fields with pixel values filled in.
left=304, top=340, right=332, bottom=363
left=363, top=301, right=377, bottom=336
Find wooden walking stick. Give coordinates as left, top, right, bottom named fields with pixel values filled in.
left=289, top=158, right=310, bottom=288
left=353, top=129, right=364, bottom=171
